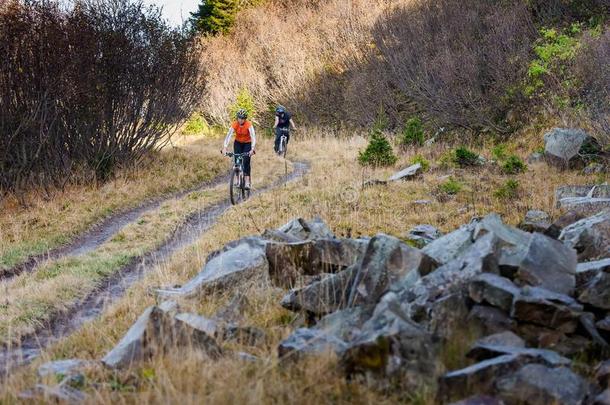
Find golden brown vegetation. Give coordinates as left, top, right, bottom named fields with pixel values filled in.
left=1, top=125, right=606, bottom=403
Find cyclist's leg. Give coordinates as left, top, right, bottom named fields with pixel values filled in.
left=243, top=142, right=252, bottom=188
left=274, top=128, right=282, bottom=153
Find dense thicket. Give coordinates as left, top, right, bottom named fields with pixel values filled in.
left=0, top=0, right=204, bottom=193
left=373, top=0, right=537, bottom=132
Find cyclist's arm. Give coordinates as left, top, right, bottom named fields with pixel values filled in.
left=249, top=126, right=256, bottom=149
left=223, top=127, right=235, bottom=149
left=289, top=118, right=297, bottom=130
left=273, top=116, right=279, bottom=129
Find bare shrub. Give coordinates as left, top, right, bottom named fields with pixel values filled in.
left=0, top=0, right=204, bottom=194
left=372, top=0, right=537, bottom=133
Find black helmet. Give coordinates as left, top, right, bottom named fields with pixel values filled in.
left=236, top=109, right=248, bottom=119
left=275, top=105, right=286, bottom=115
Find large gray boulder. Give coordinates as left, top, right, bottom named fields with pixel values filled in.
left=495, top=364, right=589, bottom=405
left=340, top=294, right=438, bottom=388
left=556, top=185, right=610, bottom=216
left=347, top=234, right=438, bottom=306
left=514, top=232, right=577, bottom=295
left=266, top=238, right=367, bottom=287
left=544, top=128, right=600, bottom=168
left=405, top=232, right=500, bottom=319
left=511, top=286, right=583, bottom=333
left=102, top=301, right=222, bottom=369
left=469, top=273, right=520, bottom=312
left=560, top=210, right=610, bottom=261
left=155, top=237, right=270, bottom=298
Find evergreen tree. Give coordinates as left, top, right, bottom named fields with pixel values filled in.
left=190, top=0, right=237, bottom=35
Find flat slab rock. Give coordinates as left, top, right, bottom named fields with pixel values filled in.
left=439, top=352, right=574, bottom=403
left=38, top=359, right=95, bottom=378
left=388, top=163, right=422, bottom=181
left=556, top=185, right=610, bottom=215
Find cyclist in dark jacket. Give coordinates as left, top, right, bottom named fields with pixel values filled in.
left=273, top=105, right=296, bottom=154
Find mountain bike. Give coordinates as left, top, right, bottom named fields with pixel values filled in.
left=276, top=127, right=290, bottom=158
left=224, top=152, right=251, bottom=205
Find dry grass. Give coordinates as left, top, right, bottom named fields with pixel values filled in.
left=0, top=137, right=225, bottom=272
left=0, top=136, right=289, bottom=343
left=199, top=0, right=398, bottom=126
left=1, top=127, right=606, bottom=403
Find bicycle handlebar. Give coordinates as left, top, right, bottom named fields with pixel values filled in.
left=223, top=151, right=253, bottom=157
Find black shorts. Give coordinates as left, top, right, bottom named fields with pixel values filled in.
left=233, top=141, right=252, bottom=176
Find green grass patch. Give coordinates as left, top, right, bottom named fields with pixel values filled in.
left=439, top=177, right=463, bottom=195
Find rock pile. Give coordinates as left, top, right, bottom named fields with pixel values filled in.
left=38, top=207, right=610, bottom=403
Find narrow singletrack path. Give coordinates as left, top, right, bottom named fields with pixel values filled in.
left=0, top=162, right=308, bottom=375
left=0, top=173, right=230, bottom=281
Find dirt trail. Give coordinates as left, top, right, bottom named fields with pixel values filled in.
left=0, top=173, right=230, bottom=281
left=0, top=162, right=308, bottom=375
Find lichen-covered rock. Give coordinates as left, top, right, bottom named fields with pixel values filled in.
left=495, top=364, right=588, bottom=405
left=340, top=295, right=439, bottom=388
left=518, top=210, right=551, bottom=233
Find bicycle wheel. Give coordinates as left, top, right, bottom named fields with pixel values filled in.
left=241, top=172, right=251, bottom=201
left=281, top=137, right=288, bottom=158
left=230, top=168, right=242, bottom=205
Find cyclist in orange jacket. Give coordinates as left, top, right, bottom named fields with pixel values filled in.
left=222, top=109, right=256, bottom=189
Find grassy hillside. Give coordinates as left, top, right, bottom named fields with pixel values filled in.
left=198, top=0, right=608, bottom=139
